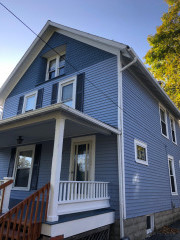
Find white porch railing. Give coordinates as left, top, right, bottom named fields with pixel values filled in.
left=57, top=181, right=110, bottom=215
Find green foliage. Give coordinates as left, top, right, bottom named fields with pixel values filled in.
left=145, top=0, right=180, bottom=109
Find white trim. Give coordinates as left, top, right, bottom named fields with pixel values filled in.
left=22, top=90, right=38, bottom=114
left=168, top=155, right=178, bottom=196
left=169, top=114, right=177, bottom=145
left=41, top=211, right=115, bottom=238
left=69, top=135, right=96, bottom=181
left=146, top=215, right=154, bottom=234
left=12, top=144, right=35, bottom=191
left=159, top=103, right=169, bottom=139
left=58, top=75, right=77, bottom=109
left=134, top=139, right=148, bottom=166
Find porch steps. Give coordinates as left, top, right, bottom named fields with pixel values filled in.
left=0, top=182, right=50, bottom=240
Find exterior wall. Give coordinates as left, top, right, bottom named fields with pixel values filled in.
left=0, top=134, right=119, bottom=217
left=123, top=70, right=180, bottom=219
left=3, top=32, right=118, bottom=128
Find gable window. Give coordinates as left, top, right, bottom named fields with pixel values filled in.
left=134, top=139, right=148, bottom=165
left=46, top=53, right=66, bottom=81
left=159, top=104, right=168, bottom=138
left=170, top=115, right=177, bottom=144
left=168, top=155, right=178, bottom=195
left=23, top=91, right=37, bottom=113
left=13, top=145, right=35, bottom=190
left=59, top=76, right=77, bottom=108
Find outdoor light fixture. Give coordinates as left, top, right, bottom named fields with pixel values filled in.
left=17, top=136, right=24, bottom=144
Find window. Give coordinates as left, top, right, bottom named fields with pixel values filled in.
left=168, top=155, right=178, bottom=195
left=46, top=54, right=66, bottom=80
left=170, top=115, right=177, bottom=144
left=146, top=215, right=154, bottom=234
left=59, top=76, right=77, bottom=108
left=134, top=139, right=148, bottom=165
left=23, top=91, right=37, bottom=113
left=159, top=104, right=168, bottom=138
left=13, top=145, right=35, bottom=190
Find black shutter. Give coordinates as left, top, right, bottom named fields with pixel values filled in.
left=76, top=73, right=85, bottom=112
left=31, top=144, right=42, bottom=190
left=7, top=148, right=16, bottom=177
left=36, top=88, right=44, bottom=109
left=17, top=96, right=24, bottom=115
left=51, top=83, right=59, bottom=104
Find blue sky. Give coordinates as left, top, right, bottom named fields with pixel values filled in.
left=0, top=0, right=168, bottom=87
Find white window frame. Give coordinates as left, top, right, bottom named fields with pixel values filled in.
left=45, top=53, right=66, bottom=81
left=169, top=115, right=177, bottom=144
left=22, top=91, right=38, bottom=113
left=146, top=215, right=154, bottom=234
left=134, top=139, right=148, bottom=166
left=159, top=103, right=169, bottom=139
left=58, top=76, right=77, bottom=109
left=12, top=145, right=35, bottom=191
left=168, top=155, right=178, bottom=195
left=69, top=135, right=96, bottom=181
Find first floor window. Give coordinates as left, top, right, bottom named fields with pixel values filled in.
left=168, top=155, right=177, bottom=195
left=24, top=92, right=37, bottom=112
left=170, top=116, right=177, bottom=144
left=13, top=145, right=35, bottom=190
left=134, top=139, right=148, bottom=165
left=159, top=105, right=168, bottom=137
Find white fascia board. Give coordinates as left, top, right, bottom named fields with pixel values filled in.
left=0, top=103, right=120, bottom=135
left=127, top=47, right=180, bottom=119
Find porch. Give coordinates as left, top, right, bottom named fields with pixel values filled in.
left=0, top=104, right=119, bottom=238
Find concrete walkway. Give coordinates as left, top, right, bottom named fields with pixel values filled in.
left=145, top=220, right=180, bottom=240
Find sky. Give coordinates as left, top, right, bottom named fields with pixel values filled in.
left=0, top=0, right=168, bottom=88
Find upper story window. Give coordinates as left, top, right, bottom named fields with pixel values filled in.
left=59, top=77, right=77, bottom=108
left=134, top=139, right=148, bottom=165
left=23, top=91, right=37, bottom=113
left=168, top=155, right=178, bottom=195
left=46, top=53, right=66, bottom=81
left=170, top=115, right=177, bottom=144
left=159, top=104, right=169, bottom=138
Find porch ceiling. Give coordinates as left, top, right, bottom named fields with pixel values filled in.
left=0, top=119, right=103, bottom=148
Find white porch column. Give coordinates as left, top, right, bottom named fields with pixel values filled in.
left=0, top=106, right=3, bottom=120
left=47, top=116, right=65, bottom=222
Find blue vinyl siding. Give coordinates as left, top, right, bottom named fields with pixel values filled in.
left=3, top=57, right=118, bottom=127
left=123, top=70, right=180, bottom=219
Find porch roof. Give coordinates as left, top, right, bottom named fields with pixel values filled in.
left=0, top=103, right=120, bottom=148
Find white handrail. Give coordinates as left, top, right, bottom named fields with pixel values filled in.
left=59, top=181, right=109, bottom=203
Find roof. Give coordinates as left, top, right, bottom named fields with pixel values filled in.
left=0, top=20, right=179, bottom=118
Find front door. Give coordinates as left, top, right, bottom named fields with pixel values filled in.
left=69, top=136, right=96, bottom=181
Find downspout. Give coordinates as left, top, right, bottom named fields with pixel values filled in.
left=117, top=48, right=137, bottom=239
left=0, top=106, right=3, bottom=120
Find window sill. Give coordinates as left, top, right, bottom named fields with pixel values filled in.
left=135, top=159, right=148, bottom=166
left=171, top=192, right=178, bottom=196
left=12, top=187, right=30, bottom=191
left=161, top=133, right=169, bottom=140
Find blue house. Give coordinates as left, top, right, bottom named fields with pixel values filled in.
left=0, top=21, right=179, bottom=240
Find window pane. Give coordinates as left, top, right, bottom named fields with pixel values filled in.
left=59, top=67, right=65, bottom=76
left=59, top=55, right=65, bottom=67
left=160, top=109, right=165, bottom=122
left=170, top=119, right=174, bottom=131
left=171, top=176, right=176, bottom=192
left=137, top=145, right=146, bottom=161
left=172, top=131, right=176, bottom=142
left=169, top=160, right=173, bottom=175
left=17, top=150, right=33, bottom=168
left=15, top=169, right=30, bottom=187
left=49, top=59, right=56, bottom=71
left=49, top=71, right=55, bottom=79
left=161, top=121, right=167, bottom=136
left=62, top=83, right=73, bottom=102
left=25, top=95, right=36, bottom=112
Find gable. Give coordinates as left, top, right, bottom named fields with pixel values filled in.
left=8, top=32, right=115, bottom=98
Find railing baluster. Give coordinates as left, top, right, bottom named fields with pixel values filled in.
left=63, top=183, right=67, bottom=201
left=70, top=182, right=74, bottom=201
left=75, top=183, right=77, bottom=200
left=67, top=182, right=70, bottom=201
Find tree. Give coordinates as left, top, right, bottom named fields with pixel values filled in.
left=145, top=0, right=180, bottom=109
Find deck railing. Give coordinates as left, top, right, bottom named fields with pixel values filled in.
left=59, top=181, right=109, bottom=202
